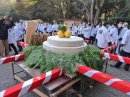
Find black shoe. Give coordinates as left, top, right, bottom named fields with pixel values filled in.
left=124, top=69, right=128, bottom=71
left=110, top=64, right=120, bottom=68
left=124, top=67, right=129, bottom=71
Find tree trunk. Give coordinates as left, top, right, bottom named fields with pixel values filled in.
left=94, top=0, right=104, bottom=25
left=90, top=0, right=94, bottom=25
left=94, top=8, right=100, bottom=25
left=86, top=11, right=91, bottom=24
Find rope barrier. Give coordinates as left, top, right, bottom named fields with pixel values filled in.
left=78, top=65, right=130, bottom=96
left=18, top=42, right=29, bottom=48
left=84, top=40, right=91, bottom=43
left=102, top=52, right=130, bottom=64
left=101, top=44, right=117, bottom=52
left=1, top=42, right=130, bottom=96
left=0, top=68, right=62, bottom=97
left=0, top=54, right=24, bottom=64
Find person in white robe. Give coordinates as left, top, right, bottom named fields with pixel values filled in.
left=116, top=22, right=128, bottom=54
left=90, top=25, right=97, bottom=44
left=112, top=30, right=130, bottom=71
left=51, top=22, right=58, bottom=35
left=39, top=22, right=44, bottom=33
left=106, top=23, right=112, bottom=32
left=83, top=24, right=92, bottom=39
left=47, top=23, right=52, bottom=35
left=8, top=27, right=18, bottom=54
left=35, top=23, right=41, bottom=33
left=72, top=23, right=78, bottom=36
left=78, top=23, right=83, bottom=37
left=96, top=24, right=111, bottom=49
left=110, top=24, right=118, bottom=44
left=119, top=22, right=128, bottom=40
left=14, top=22, right=24, bottom=51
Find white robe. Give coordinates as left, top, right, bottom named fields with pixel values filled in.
left=119, top=27, right=128, bottom=39
left=22, top=21, right=27, bottom=31
left=51, top=24, right=58, bottom=32
left=96, top=26, right=111, bottom=48
left=110, top=27, right=118, bottom=44
left=47, top=24, right=52, bottom=33
left=78, top=25, right=83, bottom=34
left=108, top=26, right=112, bottom=32
left=83, top=26, right=92, bottom=39
left=14, top=23, right=24, bottom=41
left=121, top=30, right=130, bottom=53
left=91, top=28, right=97, bottom=37
left=39, top=24, right=44, bottom=32
left=36, top=24, right=40, bottom=32
left=8, top=28, right=14, bottom=44
left=72, top=26, right=78, bottom=35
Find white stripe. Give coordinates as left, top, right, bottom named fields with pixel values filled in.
left=118, top=55, right=125, bottom=63
left=126, top=92, right=130, bottom=95
left=15, top=55, right=20, bottom=61
left=0, top=58, right=6, bottom=64
left=42, top=71, right=52, bottom=84
left=104, top=53, right=110, bottom=59
left=104, top=78, right=122, bottom=86
left=18, top=79, right=33, bottom=97
left=84, top=70, right=100, bottom=77
left=0, top=90, right=6, bottom=97
left=59, top=70, right=62, bottom=76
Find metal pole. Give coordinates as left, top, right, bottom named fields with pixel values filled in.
left=11, top=62, right=15, bottom=80
left=104, top=58, right=109, bottom=73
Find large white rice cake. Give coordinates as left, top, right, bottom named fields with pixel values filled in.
left=43, top=36, right=87, bottom=55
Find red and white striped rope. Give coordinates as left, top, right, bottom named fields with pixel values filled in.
left=1, top=41, right=130, bottom=96
left=18, top=42, right=29, bottom=48
left=0, top=54, right=24, bottom=64
left=84, top=40, right=91, bottom=43
left=78, top=65, right=130, bottom=95
left=101, top=44, right=117, bottom=52
left=0, top=68, right=62, bottom=97
left=102, top=52, right=130, bottom=64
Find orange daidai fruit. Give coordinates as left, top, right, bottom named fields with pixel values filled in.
left=64, top=31, right=72, bottom=38
left=57, top=31, right=65, bottom=38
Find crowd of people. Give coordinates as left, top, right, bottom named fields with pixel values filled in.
left=0, top=15, right=130, bottom=70
left=0, top=15, right=27, bottom=57
left=35, top=21, right=130, bottom=71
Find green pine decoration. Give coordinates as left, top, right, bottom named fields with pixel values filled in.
left=23, top=45, right=104, bottom=77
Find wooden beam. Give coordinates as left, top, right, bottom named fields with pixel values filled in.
left=51, top=78, right=80, bottom=97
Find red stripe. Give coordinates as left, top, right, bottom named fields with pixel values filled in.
left=50, top=68, right=61, bottom=81
left=92, top=72, right=113, bottom=83
left=102, top=45, right=117, bottom=52
left=110, top=81, right=130, bottom=93
left=78, top=65, right=92, bottom=74
left=3, top=56, right=15, bottom=64
left=28, top=73, right=46, bottom=92
left=84, top=40, right=91, bottom=43
left=3, top=83, right=23, bottom=97
left=78, top=65, right=114, bottom=83
left=18, top=42, right=28, bottom=48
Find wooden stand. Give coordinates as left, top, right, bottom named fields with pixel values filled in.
left=13, top=61, right=81, bottom=97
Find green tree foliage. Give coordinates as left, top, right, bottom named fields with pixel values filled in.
left=0, top=0, right=130, bottom=23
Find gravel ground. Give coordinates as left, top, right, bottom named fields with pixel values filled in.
left=0, top=54, right=130, bottom=97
